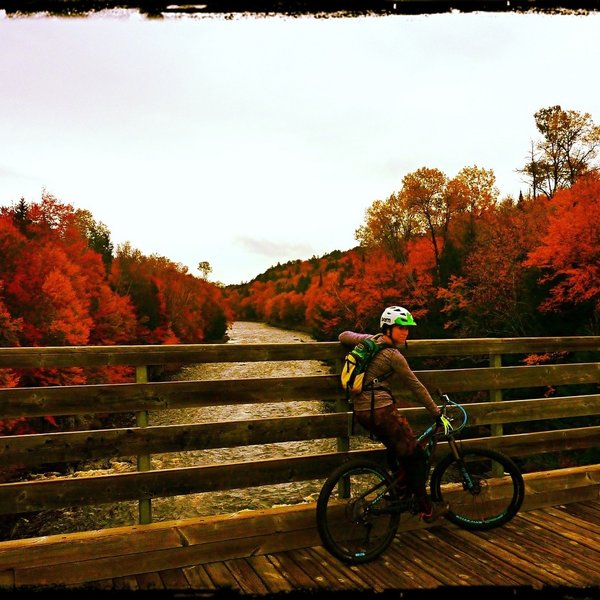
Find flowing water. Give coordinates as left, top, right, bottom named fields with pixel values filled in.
left=7, top=321, right=367, bottom=540
left=146, top=320, right=341, bottom=520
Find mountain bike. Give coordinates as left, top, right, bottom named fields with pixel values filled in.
left=316, top=392, right=525, bottom=564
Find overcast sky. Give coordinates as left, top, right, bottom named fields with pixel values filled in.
left=1, top=9, right=599, bottom=285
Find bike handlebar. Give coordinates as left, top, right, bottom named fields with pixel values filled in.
left=436, top=389, right=468, bottom=435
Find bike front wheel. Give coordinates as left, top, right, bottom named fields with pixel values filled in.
left=316, top=458, right=401, bottom=564
left=430, top=448, right=524, bottom=531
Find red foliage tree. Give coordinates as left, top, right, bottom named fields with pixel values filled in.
left=110, top=243, right=232, bottom=345
left=302, top=245, right=436, bottom=339
left=0, top=288, right=22, bottom=389
left=438, top=196, right=549, bottom=337
left=524, top=173, right=600, bottom=315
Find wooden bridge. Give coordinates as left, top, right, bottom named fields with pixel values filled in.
left=1, top=498, right=599, bottom=594
left=0, top=335, right=598, bottom=594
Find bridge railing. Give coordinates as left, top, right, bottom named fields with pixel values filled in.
left=0, top=336, right=598, bottom=537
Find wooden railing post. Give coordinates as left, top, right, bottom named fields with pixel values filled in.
left=489, top=353, right=503, bottom=439
left=334, top=357, right=351, bottom=498
left=136, top=365, right=152, bottom=524
left=334, top=358, right=350, bottom=453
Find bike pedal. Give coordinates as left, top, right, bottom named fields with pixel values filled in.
left=419, top=501, right=450, bottom=523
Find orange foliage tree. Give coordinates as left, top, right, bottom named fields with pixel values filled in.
left=524, top=173, right=600, bottom=327
left=1, top=194, right=233, bottom=394
left=302, top=244, right=436, bottom=339
left=110, top=243, right=232, bottom=345
left=0, top=289, right=22, bottom=389
left=438, top=195, right=550, bottom=337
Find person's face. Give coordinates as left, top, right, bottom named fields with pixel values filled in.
left=391, top=325, right=410, bottom=346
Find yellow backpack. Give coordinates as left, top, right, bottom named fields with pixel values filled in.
left=340, top=335, right=392, bottom=396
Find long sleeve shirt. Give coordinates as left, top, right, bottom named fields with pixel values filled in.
left=338, top=331, right=439, bottom=416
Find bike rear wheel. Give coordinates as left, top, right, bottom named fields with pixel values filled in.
left=316, top=458, right=401, bottom=564
left=430, top=447, right=524, bottom=530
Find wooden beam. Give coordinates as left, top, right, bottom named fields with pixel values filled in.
left=1, top=363, right=598, bottom=418
left=2, top=395, right=599, bottom=468
left=0, top=414, right=348, bottom=468
left=1, top=424, right=599, bottom=516
left=0, top=336, right=597, bottom=368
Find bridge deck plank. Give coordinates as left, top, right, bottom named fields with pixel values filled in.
left=182, top=564, right=216, bottom=589
left=408, top=528, right=506, bottom=586
left=303, top=546, right=372, bottom=590
left=289, top=546, right=349, bottom=590
left=384, top=537, right=449, bottom=587
left=263, top=551, right=317, bottom=590
left=484, top=523, right=590, bottom=587
left=537, top=506, right=600, bottom=536
left=159, top=567, right=192, bottom=589
left=246, top=555, right=297, bottom=594
left=224, top=557, right=271, bottom=595
left=559, top=500, right=600, bottom=527
left=422, top=528, right=523, bottom=586
left=112, top=574, right=139, bottom=590
left=203, top=561, right=243, bottom=592
left=135, top=571, right=165, bottom=590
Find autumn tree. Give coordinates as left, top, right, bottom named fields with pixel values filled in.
left=11, top=197, right=30, bottom=232
left=446, top=165, right=499, bottom=243
left=519, top=105, right=600, bottom=198
left=302, top=245, right=436, bottom=339
left=304, top=269, right=353, bottom=339
left=399, top=167, right=450, bottom=284
left=157, top=257, right=232, bottom=343
left=4, top=224, right=93, bottom=348
left=0, top=287, right=22, bottom=389
left=0, top=209, right=26, bottom=282
left=523, top=173, right=600, bottom=333
left=111, top=243, right=231, bottom=344
left=0, top=199, right=91, bottom=385
left=237, top=279, right=278, bottom=323
left=74, top=209, right=114, bottom=270
left=110, top=242, right=168, bottom=342
left=197, top=261, right=212, bottom=280
left=355, top=192, right=416, bottom=263
left=438, top=196, right=549, bottom=337
left=264, top=291, right=305, bottom=328
left=437, top=165, right=500, bottom=284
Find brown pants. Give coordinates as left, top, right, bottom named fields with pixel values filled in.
left=354, top=404, right=431, bottom=511
left=354, top=403, right=417, bottom=456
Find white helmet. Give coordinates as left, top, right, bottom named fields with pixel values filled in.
left=380, top=306, right=417, bottom=330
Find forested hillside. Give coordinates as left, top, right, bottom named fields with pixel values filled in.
left=225, top=105, right=600, bottom=342
left=0, top=195, right=233, bottom=392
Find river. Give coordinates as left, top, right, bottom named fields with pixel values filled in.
left=6, top=321, right=363, bottom=540
left=146, top=321, right=341, bottom=521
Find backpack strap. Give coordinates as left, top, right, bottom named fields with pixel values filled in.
left=369, top=386, right=376, bottom=440
left=346, top=387, right=356, bottom=436
left=364, top=359, right=394, bottom=442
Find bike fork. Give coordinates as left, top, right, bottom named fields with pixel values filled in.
left=447, top=437, right=477, bottom=492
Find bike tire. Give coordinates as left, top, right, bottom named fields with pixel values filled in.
left=430, top=447, right=524, bottom=531
left=316, top=458, right=401, bottom=564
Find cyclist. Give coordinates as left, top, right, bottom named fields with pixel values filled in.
left=338, top=305, right=450, bottom=523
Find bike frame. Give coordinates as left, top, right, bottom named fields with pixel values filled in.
left=418, top=394, right=479, bottom=493
left=360, top=395, right=473, bottom=514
